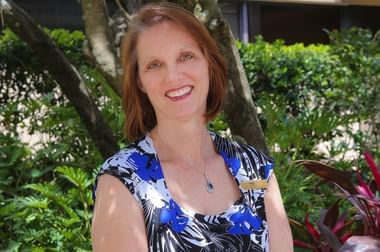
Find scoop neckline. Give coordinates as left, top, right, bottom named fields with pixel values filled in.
left=144, top=132, right=245, bottom=218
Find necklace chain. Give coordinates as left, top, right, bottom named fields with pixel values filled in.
left=154, top=130, right=215, bottom=193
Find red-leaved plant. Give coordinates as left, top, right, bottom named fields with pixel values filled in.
left=292, top=151, right=380, bottom=251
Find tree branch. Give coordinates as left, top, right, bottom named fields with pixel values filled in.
left=210, top=8, right=269, bottom=154
left=115, top=0, right=132, bottom=19
left=81, top=0, right=122, bottom=96
left=2, top=0, right=119, bottom=159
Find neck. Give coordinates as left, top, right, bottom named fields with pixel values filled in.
left=151, top=119, right=215, bottom=164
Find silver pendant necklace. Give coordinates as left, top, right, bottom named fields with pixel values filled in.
left=204, top=174, right=214, bottom=193
left=154, top=130, right=214, bottom=193
left=203, top=162, right=214, bottom=193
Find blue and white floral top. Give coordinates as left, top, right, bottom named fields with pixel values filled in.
left=94, top=131, right=274, bottom=252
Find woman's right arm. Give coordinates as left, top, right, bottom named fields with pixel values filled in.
left=92, top=174, right=148, bottom=252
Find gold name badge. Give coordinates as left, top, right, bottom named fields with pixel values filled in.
left=240, top=180, right=267, bottom=190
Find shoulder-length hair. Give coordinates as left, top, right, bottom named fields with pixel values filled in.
left=121, top=2, right=227, bottom=142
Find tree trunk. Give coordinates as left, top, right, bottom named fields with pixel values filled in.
left=2, top=0, right=119, bottom=159
left=81, top=0, right=122, bottom=96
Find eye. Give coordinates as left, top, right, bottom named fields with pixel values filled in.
left=179, top=53, right=194, bottom=62
left=147, top=61, right=162, bottom=70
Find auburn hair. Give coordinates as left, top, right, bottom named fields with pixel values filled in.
left=121, top=2, right=227, bottom=142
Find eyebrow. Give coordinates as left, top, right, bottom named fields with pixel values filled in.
left=141, top=57, right=156, bottom=67
left=140, top=45, right=199, bottom=66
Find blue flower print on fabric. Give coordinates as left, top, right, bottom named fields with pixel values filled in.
left=220, top=151, right=240, bottom=176
left=261, top=162, right=274, bottom=180
left=227, top=206, right=263, bottom=235
left=160, top=199, right=189, bottom=232
left=128, top=152, right=163, bottom=181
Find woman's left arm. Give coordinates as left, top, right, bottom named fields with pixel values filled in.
left=264, top=173, right=293, bottom=251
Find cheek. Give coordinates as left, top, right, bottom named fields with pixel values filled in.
left=186, top=60, right=209, bottom=80
left=139, top=73, right=162, bottom=96
left=197, top=66, right=210, bottom=86
left=197, top=59, right=210, bottom=81
left=138, top=70, right=156, bottom=93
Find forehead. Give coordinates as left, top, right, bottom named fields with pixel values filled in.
left=136, top=21, right=201, bottom=59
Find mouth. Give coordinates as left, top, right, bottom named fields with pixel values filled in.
left=165, top=85, right=193, bottom=100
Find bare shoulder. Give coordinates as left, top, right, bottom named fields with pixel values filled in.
left=91, top=174, right=148, bottom=252
left=264, top=173, right=293, bottom=252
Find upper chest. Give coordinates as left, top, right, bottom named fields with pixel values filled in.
left=159, top=154, right=242, bottom=216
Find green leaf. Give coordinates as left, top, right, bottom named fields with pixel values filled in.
left=24, top=183, right=61, bottom=199
left=55, top=166, right=92, bottom=191
left=21, top=196, right=50, bottom=209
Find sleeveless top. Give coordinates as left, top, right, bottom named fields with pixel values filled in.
left=93, top=132, right=274, bottom=252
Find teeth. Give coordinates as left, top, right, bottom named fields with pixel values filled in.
left=166, top=86, right=192, bottom=98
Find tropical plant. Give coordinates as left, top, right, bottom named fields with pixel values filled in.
left=294, top=151, right=380, bottom=251
left=291, top=200, right=353, bottom=251
left=1, top=166, right=94, bottom=251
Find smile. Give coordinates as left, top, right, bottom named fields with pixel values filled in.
left=165, top=86, right=193, bottom=98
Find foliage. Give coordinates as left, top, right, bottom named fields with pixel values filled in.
left=294, top=151, right=380, bottom=251
left=237, top=29, right=380, bottom=230
left=326, top=28, right=380, bottom=121
left=237, top=37, right=342, bottom=116
left=0, top=28, right=118, bottom=250
left=0, top=28, right=123, bottom=169
left=292, top=202, right=353, bottom=251
left=0, top=29, right=85, bottom=105
left=1, top=166, right=94, bottom=251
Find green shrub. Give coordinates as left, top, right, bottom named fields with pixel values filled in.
left=238, top=28, right=379, bottom=225
left=1, top=166, right=94, bottom=251
left=0, top=29, right=114, bottom=250
left=237, top=37, right=344, bottom=116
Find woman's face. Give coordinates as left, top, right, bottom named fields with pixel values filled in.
left=136, top=21, right=210, bottom=124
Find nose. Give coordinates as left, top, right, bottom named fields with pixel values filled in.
left=165, top=63, right=183, bottom=84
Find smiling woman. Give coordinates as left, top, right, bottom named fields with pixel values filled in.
left=91, top=2, right=292, bottom=252
left=136, top=21, right=210, bottom=123
left=120, top=3, right=227, bottom=143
